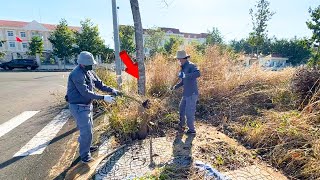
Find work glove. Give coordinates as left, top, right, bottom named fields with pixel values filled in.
left=104, top=95, right=115, bottom=103
left=112, top=89, right=123, bottom=96
left=178, top=72, right=185, bottom=79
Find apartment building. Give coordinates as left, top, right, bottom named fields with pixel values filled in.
left=0, top=20, right=80, bottom=61
left=120, top=25, right=208, bottom=56
left=143, top=27, right=208, bottom=56
left=158, top=27, right=208, bottom=45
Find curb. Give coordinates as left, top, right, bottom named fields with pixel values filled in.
left=55, top=108, right=108, bottom=179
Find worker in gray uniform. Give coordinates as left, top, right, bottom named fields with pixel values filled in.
left=66, top=51, right=121, bottom=163
left=172, top=50, right=201, bottom=134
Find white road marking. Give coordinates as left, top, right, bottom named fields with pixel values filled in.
left=0, top=111, right=39, bottom=138
left=13, top=109, right=71, bottom=157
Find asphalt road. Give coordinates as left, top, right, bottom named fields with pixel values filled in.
left=0, top=71, right=78, bottom=180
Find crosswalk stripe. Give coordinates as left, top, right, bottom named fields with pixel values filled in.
left=13, top=109, right=71, bottom=157
left=0, top=111, right=39, bottom=138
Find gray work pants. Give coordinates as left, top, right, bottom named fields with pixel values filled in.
left=179, top=94, right=198, bottom=132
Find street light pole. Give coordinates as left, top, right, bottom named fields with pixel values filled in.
left=111, top=0, right=122, bottom=89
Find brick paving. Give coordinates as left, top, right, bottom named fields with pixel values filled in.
left=94, top=128, right=287, bottom=180
left=95, top=137, right=174, bottom=180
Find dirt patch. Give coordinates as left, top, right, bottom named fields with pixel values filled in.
left=139, top=121, right=285, bottom=180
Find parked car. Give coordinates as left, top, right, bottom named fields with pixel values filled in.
left=0, top=59, right=39, bottom=70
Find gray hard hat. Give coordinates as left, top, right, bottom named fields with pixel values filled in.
left=77, top=51, right=97, bottom=65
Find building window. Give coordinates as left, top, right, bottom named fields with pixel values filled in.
left=7, top=31, right=14, bottom=37
left=9, top=42, right=15, bottom=48
left=22, top=43, right=28, bottom=49
left=32, top=31, right=42, bottom=37
left=20, top=32, right=26, bottom=38
left=32, top=31, right=38, bottom=37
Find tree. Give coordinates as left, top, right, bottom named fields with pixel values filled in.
left=48, top=19, right=75, bottom=62
left=130, top=0, right=146, bottom=96
left=230, top=37, right=311, bottom=65
left=144, top=28, right=165, bottom=56
left=0, top=52, right=5, bottom=59
left=206, top=27, right=223, bottom=46
left=119, top=25, right=136, bottom=55
left=101, top=46, right=115, bottom=64
left=249, top=0, right=275, bottom=54
left=28, top=36, right=44, bottom=56
left=195, top=42, right=206, bottom=54
left=0, top=40, right=5, bottom=59
left=306, top=5, right=320, bottom=66
left=260, top=37, right=272, bottom=55
left=230, top=39, right=252, bottom=54
left=75, top=19, right=105, bottom=56
left=164, top=36, right=183, bottom=56
left=270, top=38, right=311, bottom=65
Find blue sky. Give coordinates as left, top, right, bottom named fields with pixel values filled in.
left=0, top=0, right=318, bottom=47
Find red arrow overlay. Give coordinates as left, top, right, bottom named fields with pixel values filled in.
left=119, top=50, right=139, bottom=79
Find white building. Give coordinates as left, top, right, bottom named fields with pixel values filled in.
left=0, top=20, right=80, bottom=61
left=245, top=54, right=289, bottom=71
left=145, top=27, right=208, bottom=56
left=155, top=27, right=208, bottom=45
left=120, top=26, right=208, bottom=57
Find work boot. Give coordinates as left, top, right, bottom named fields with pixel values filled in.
left=175, top=124, right=185, bottom=133
left=90, top=146, right=99, bottom=153
left=81, top=156, right=94, bottom=163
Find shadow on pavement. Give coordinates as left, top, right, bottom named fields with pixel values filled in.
left=0, top=128, right=77, bottom=170
left=159, top=132, right=196, bottom=179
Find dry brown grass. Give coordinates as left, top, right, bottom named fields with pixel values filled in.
left=198, top=46, right=295, bottom=96
left=96, top=62, right=180, bottom=142
left=97, top=45, right=319, bottom=179
left=194, top=46, right=319, bottom=179
left=146, top=54, right=179, bottom=97
left=229, top=110, right=319, bottom=179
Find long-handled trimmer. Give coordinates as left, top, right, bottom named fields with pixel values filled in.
left=119, top=78, right=179, bottom=109
left=119, top=93, right=151, bottom=109
left=115, top=74, right=180, bottom=109
left=158, top=78, right=181, bottom=101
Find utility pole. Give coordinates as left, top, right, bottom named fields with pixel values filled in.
left=111, top=0, right=122, bottom=89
